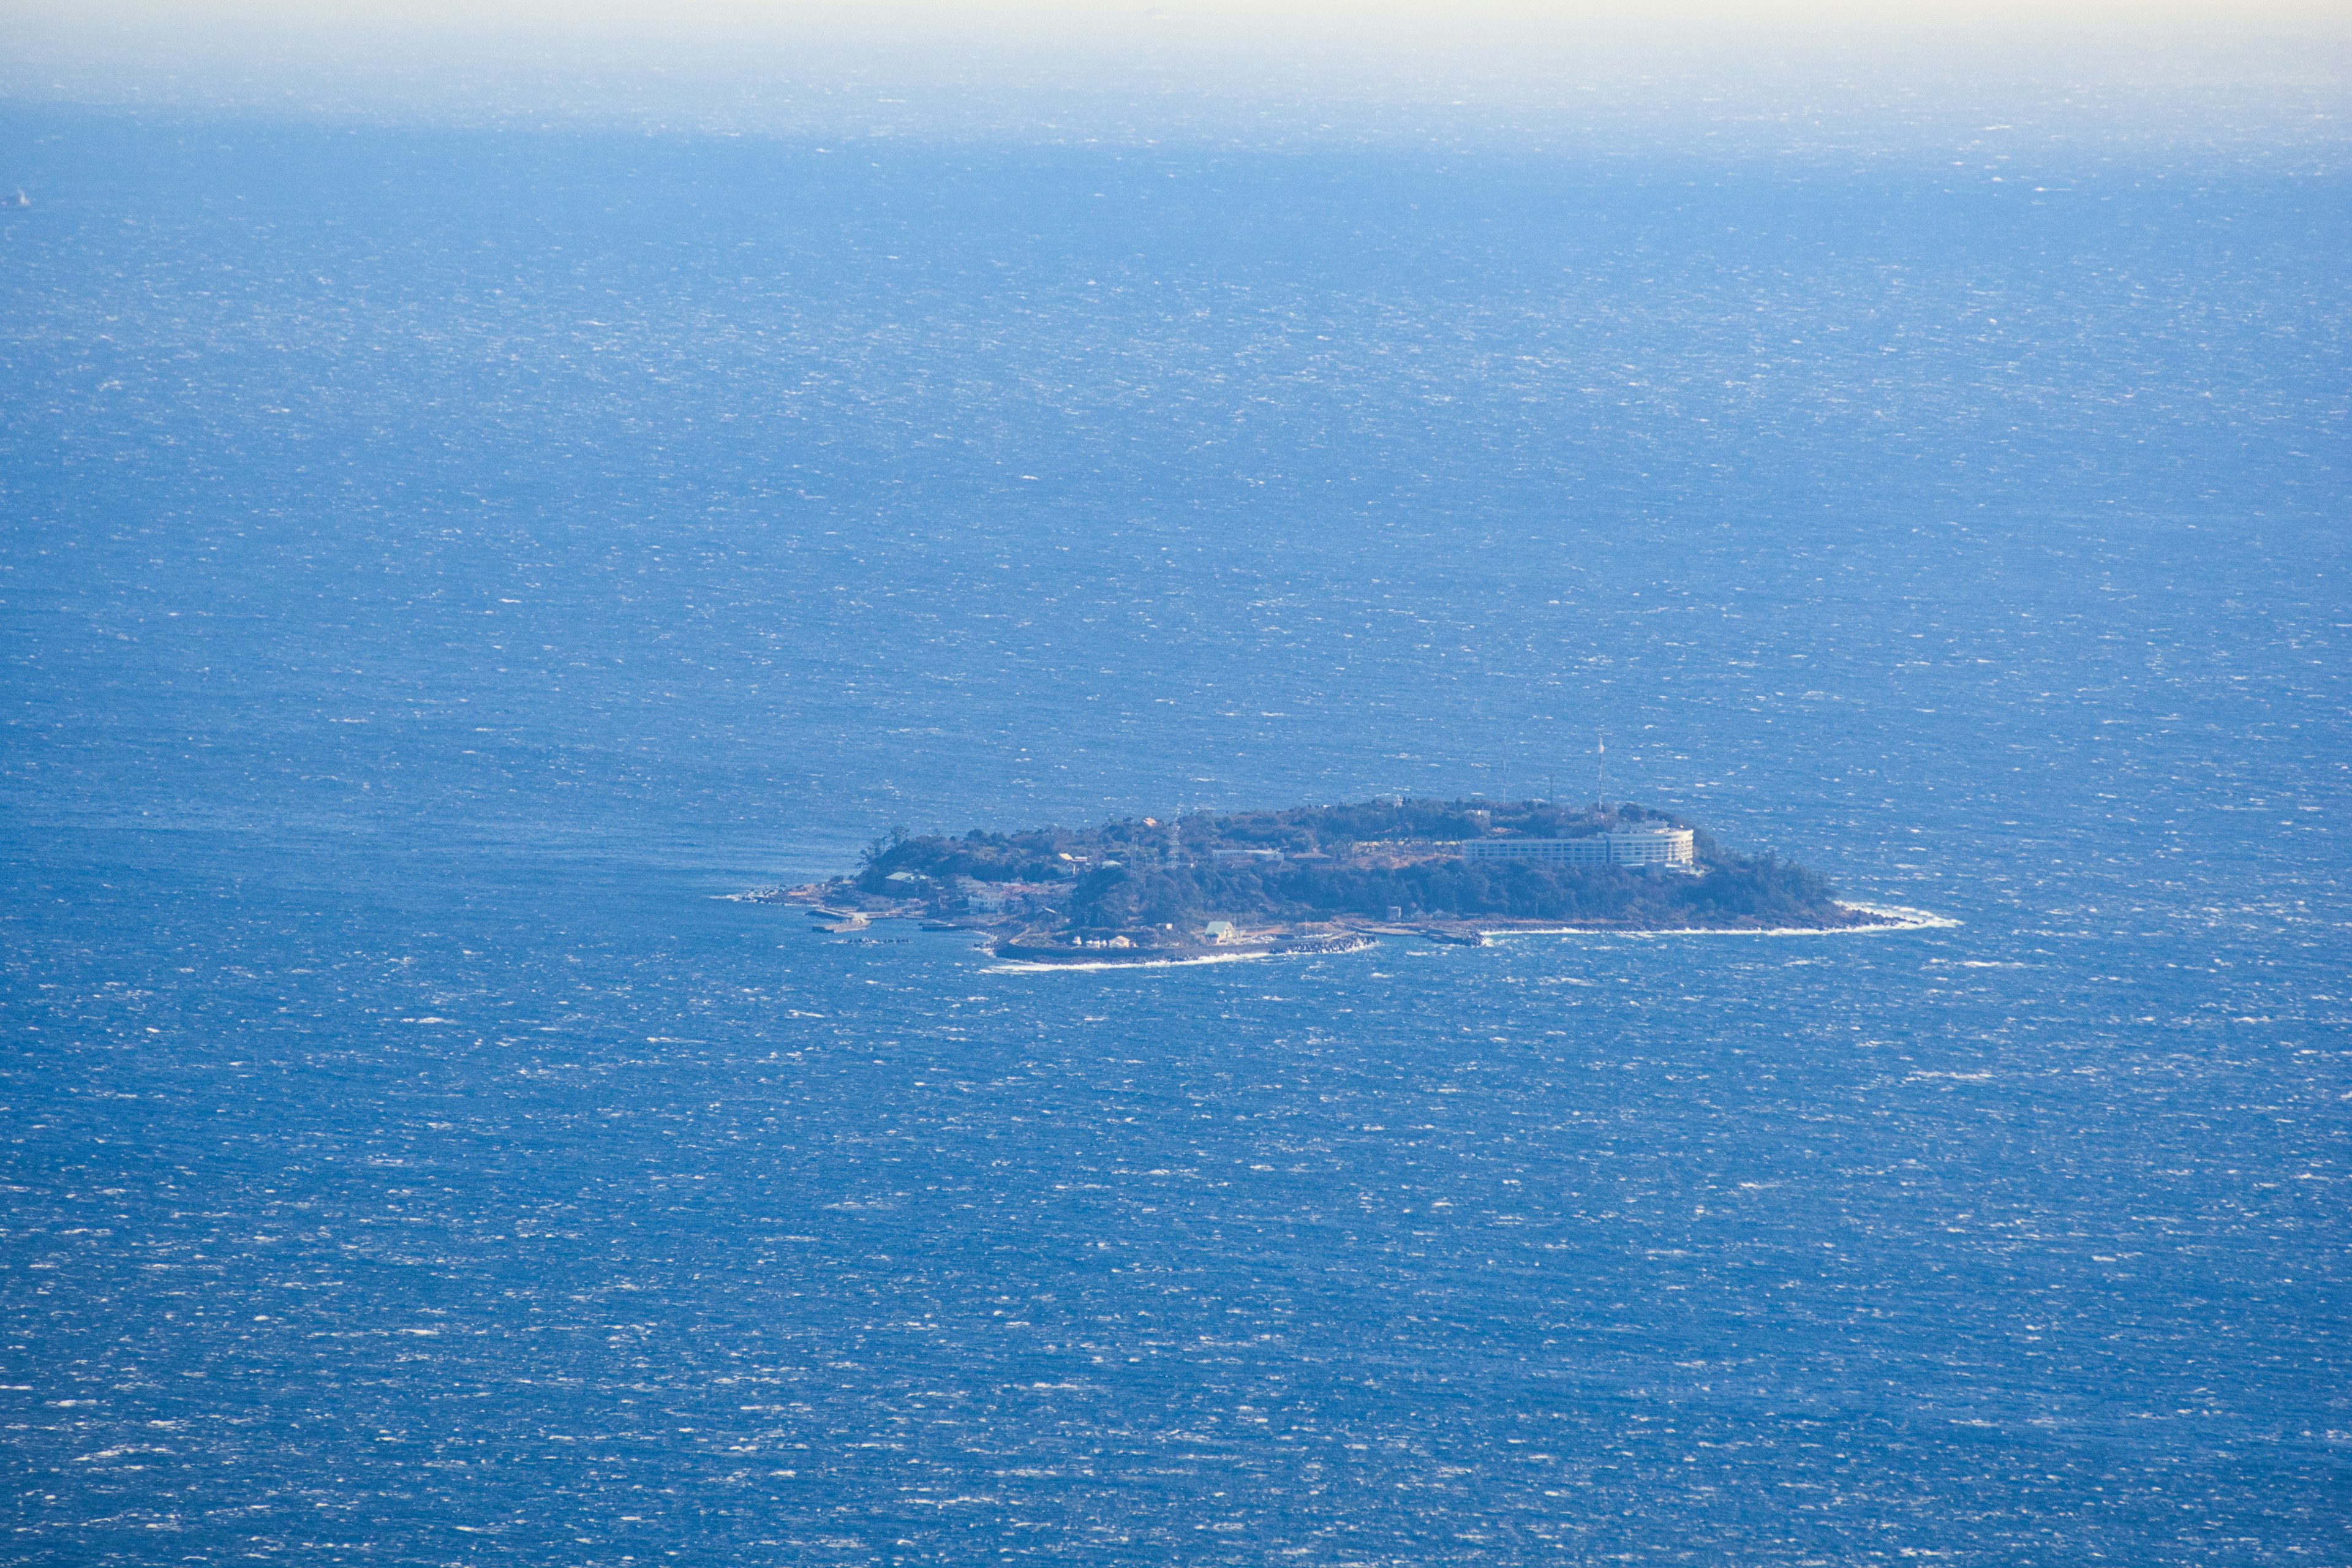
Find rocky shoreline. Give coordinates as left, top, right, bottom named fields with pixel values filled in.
left=734, top=884, right=1934, bottom=967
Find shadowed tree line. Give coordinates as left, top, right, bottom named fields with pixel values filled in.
left=1063, top=853, right=1844, bottom=929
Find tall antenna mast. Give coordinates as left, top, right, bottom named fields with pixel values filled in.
left=1595, top=729, right=1605, bottom=812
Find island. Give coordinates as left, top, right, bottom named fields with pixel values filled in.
left=741, top=797, right=1921, bottom=966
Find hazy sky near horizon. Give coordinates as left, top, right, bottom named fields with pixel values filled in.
left=4, top=0, right=2347, bottom=150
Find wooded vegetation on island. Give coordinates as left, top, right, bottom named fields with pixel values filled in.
left=843, top=797, right=1872, bottom=932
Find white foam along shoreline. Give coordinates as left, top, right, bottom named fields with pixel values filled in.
left=980, top=903, right=1952, bottom=970
left=1474, top=902, right=1958, bottom=940
left=983, top=949, right=1277, bottom=974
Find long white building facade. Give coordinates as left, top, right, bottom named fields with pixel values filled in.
left=1458, top=827, right=1695, bottom=868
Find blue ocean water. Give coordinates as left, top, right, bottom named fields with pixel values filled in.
left=2, top=107, right=2346, bottom=1563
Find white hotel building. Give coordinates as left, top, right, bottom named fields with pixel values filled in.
left=1458, top=827, right=1696, bottom=869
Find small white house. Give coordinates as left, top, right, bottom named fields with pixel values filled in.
left=1204, top=920, right=1238, bottom=943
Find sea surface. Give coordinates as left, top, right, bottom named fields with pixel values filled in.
left=2, top=106, right=2346, bottom=1564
